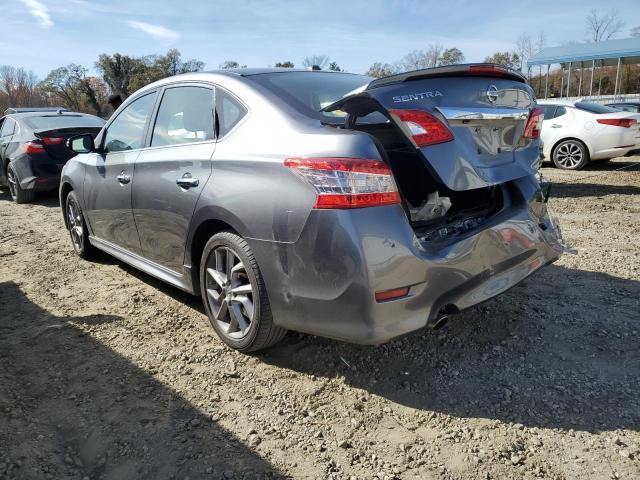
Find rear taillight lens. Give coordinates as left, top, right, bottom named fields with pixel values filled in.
left=284, top=157, right=401, bottom=209
left=597, top=118, right=637, bottom=128
left=388, top=109, right=453, bottom=147
left=42, top=137, right=64, bottom=145
left=524, top=107, right=544, bottom=139
left=24, top=141, right=45, bottom=154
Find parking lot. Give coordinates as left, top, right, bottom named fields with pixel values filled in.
left=1, top=158, right=639, bottom=479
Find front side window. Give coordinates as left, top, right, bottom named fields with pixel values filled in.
left=104, top=93, right=156, bottom=153
left=216, top=89, right=248, bottom=138
left=540, top=105, right=559, bottom=120
left=151, top=86, right=214, bottom=147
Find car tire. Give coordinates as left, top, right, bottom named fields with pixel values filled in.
left=7, top=162, right=35, bottom=204
left=65, top=190, right=95, bottom=259
left=552, top=140, right=589, bottom=170
left=200, top=231, right=286, bottom=352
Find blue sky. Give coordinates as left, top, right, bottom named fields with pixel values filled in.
left=2, top=0, right=640, bottom=78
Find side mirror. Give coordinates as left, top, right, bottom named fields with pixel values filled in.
left=67, top=134, right=95, bottom=154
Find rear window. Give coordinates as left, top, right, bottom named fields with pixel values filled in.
left=24, top=115, right=105, bottom=130
left=574, top=102, right=618, bottom=114
left=248, top=72, right=371, bottom=123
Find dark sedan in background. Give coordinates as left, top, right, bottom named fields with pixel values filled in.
left=0, top=108, right=104, bottom=203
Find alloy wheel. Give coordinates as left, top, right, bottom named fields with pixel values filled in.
left=66, top=197, right=84, bottom=252
left=204, top=246, right=255, bottom=339
left=555, top=142, right=583, bottom=169
left=7, top=168, right=17, bottom=200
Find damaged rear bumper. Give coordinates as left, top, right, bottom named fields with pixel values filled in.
left=249, top=175, right=562, bottom=345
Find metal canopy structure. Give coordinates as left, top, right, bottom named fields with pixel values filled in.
left=527, top=37, right=640, bottom=98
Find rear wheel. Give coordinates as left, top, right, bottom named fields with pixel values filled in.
left=65, top=190, right=95, bottom=259
left=552, top=140, right=589, bottom=170
left=200, top=231, right=286, bottom=352
left=7, top=162, right=35, bottom=204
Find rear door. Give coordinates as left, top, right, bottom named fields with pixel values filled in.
left=540, top=105, right=572, bottom=150
left=132, top=84, right=215, bottom=273
left=326, top=65, right=540, bottom=191
left=83, top=92, right=157, bottom=255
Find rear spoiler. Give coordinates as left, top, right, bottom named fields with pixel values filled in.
left=367, top=63, right=526, bottom=89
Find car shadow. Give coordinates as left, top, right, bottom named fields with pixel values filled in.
left=259, top=264, right=640, bottom=434
left=550, top=182, right=640, bottom=198
left=0, top=281, right=285, bottom=479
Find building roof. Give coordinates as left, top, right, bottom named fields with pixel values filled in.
left=527, top=37, right=640, bottom=67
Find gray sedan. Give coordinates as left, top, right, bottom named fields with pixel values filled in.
left=61, top=65, right=562, bottom=351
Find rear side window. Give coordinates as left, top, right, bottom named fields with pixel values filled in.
left=216, top=89, right=247, bottom=138
left=0, top=118, right=16, bottom=137
left=151, top=86, right=214, bottom=147
left=574, top=102, right=618, bottom=114
left=104, top=93, right=156, bottom=153
left=24, top=115, right=104, bottom=130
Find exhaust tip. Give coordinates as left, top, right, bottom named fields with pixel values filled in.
left=429, top=314, right=449, bottom=331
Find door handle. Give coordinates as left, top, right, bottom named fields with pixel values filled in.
left=551, top=124, right=563, bottom=128
left=117, top=172, right=131, bottom=184
left=176, top=173, right=199, bottom=188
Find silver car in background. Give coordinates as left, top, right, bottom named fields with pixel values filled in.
left=60, top=65, right=562, bottom=352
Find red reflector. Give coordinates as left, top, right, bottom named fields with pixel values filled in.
left=389, top=109, right=453, bottom=147
left=375, top=287, right=410, bottom=302
left=24, top=141, right=45, bottom=154
left=524, top=107, right=544, bottom=139
left=597, top=118, right=637, bottom=128
left=42, top=137, right=64, bottom=145
left=285, top=157, right=401, bottom=209
left=315, top=192, right=401, bottom=209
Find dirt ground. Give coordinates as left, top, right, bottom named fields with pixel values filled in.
left=1, top=157, right=639, bottom=480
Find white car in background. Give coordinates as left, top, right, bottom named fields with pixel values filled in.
left=538, top=100, right=640, bottom=170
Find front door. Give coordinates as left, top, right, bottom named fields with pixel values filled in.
left=83, top=92, right=157, bottom=255
left=132, top=85, right=215, bottom=273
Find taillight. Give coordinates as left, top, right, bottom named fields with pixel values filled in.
left=42, top=137, right=64, bottom=145
left=284, top=157, right=401, bottom=209
left=388, top=109, right=453, bottom=147
left=468, top=65, right=512, bottom=77
left=597, top=118, right=637, bottom=128
left=24, top=141, right=45, bottom=154
left=524, top=107, right=544, bottom=139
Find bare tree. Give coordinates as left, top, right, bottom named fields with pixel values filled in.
left=515, top=34, right=534, bottom=71
left=400, top=43, right=444, bottom=71
left=302, top=55, right=330, bottom=70
left=274, top=61, right=294, bottom=68
left=586, top=9, right=625, bottom=42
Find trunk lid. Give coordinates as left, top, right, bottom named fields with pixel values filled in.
left=325, top=64, right=540, bottom=191
left=34, top=126, right=102, bottom=162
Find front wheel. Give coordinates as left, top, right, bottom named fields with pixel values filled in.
left=7, top=162, right=35, bottom=204
left=200, top=231, right=286, bottom=352
left=552, top=140, right=589, bottom=170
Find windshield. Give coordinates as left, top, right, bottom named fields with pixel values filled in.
left=247, top=72, right=371, bottom=123
left=574, top=102, right=618, bottom=114
left=24, top=115, right=105, bottom=130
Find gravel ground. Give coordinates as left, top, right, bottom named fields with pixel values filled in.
left=1, top=157, right=639, bottom=480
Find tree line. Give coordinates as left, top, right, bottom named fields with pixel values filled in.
left=1, top=9, right=638, bottom=115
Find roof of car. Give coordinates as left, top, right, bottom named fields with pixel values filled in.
left=4, top=107, right=68, bottom=115
left=205, top=68, right=365, bottom=77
